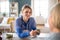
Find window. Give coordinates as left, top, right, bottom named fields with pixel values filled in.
left=31, top=0, right=49, bottom=19
left=0, top=0, right=9, bottom=17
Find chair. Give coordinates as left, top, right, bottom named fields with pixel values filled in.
left=7, top=17, right=15, bottom=32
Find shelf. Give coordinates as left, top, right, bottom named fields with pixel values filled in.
left=10, top=2, right=18, bottom=17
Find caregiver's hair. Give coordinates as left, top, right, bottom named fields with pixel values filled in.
left=50, top=3, right=60, bottom=30
left=21, top=4, right=32, bottom=12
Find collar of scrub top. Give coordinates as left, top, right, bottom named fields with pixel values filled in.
left=21, top=16, right=30, bottom=30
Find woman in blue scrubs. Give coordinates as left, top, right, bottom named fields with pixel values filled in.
left=15, top=4, right=37, bottom=38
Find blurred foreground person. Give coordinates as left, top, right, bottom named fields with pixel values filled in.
left=46, top=3, right=60, bottom=40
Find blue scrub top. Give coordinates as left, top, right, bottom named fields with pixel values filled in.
left=15, top=16, right=36, bottom=38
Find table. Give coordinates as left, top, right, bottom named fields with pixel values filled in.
left=2, top=33, right=50, bottom=40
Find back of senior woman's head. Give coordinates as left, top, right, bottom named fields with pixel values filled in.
left=49, top=3, right=60, bottom=30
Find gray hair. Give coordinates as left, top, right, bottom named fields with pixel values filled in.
left=50, top=3, right=60, bottom=30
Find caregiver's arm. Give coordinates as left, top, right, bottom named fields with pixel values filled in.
left=15, top=18, right=30, bottom=38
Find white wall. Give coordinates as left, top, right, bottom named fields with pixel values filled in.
left=31, top=0, right=58, bottom=25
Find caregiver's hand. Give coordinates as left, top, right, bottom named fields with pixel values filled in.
left=30, top=30, right=37, bottom=37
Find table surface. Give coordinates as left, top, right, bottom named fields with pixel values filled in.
left=2, top=33, right=50, bottom=40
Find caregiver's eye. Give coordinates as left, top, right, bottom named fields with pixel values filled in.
left=25, top=11, right=32, bottom=14
left=25, top=11, right=28, bottom=13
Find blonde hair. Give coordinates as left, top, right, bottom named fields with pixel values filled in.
left=21, top=4, right=32, bottom=12
left=50, top=3, right=60, bottom=29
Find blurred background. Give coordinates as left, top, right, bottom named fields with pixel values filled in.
left=0, top=0, right=60, bottom=39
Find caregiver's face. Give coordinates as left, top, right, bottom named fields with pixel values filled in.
left=22, top=8, right=32, bottom=19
